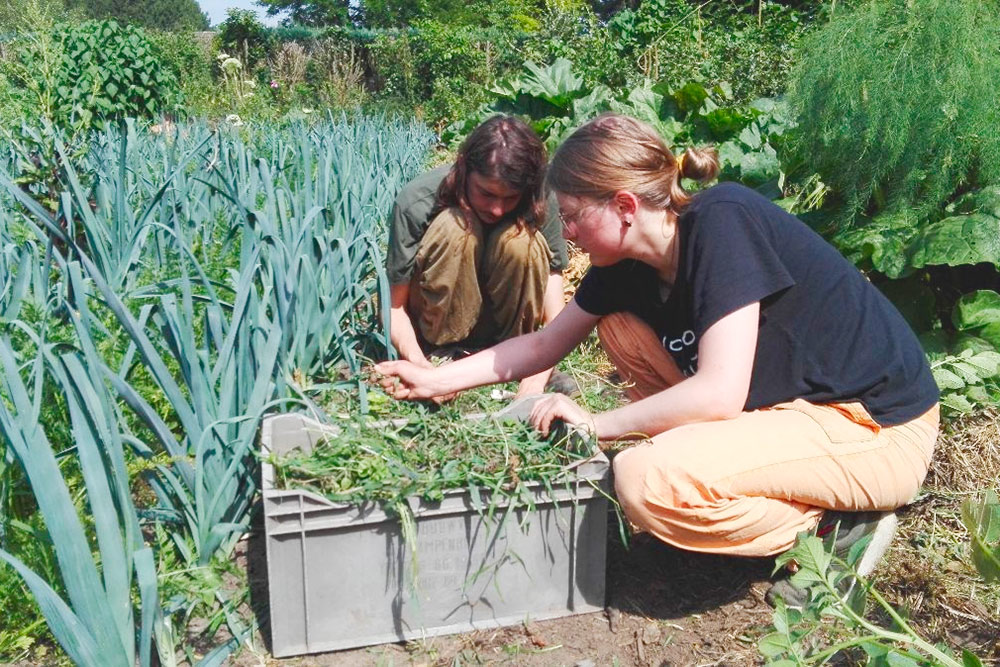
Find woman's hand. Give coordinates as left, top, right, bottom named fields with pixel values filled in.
left=528, top=393, right=597, bottom=438
left=374, top=360, right=452, bottom=401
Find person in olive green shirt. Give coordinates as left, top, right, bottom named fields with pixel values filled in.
left=386, top=115, right=569, bottom=397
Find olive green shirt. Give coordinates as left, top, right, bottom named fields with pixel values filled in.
left=386, top=165, right=569, bottom=285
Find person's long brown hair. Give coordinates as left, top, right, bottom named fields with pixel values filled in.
left=434, top=115, right=548, bottom=229
left=547, top=113, right=719, bottom=216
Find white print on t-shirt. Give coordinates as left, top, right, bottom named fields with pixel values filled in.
left=661, top=330, right=699, bottom=377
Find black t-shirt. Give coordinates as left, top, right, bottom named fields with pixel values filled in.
left=574, top=182, right=938, bottom=426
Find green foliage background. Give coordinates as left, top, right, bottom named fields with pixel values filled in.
left=66, top=0, right=209, bottom=31
left=3, top=0, right=999, bottom=663
left=789, top=0, right=1000, bottom=225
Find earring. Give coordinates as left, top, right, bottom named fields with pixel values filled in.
left=622, top=216, right=632, bottom=227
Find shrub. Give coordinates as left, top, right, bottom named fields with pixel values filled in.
left=20, top=19, right=182, bottom=130
left=269, top=41, right=309, bottom=96
left=306, top=38, right=367, bottom=110
left=146, top=30, right=214, bottom=117
left=608, top=0, right=810, bottom=103
left=788, top=0, right=1000, bottom=224
left=371, top=20, right=523, bottom=128
left=520, top=0, right=632, bottom=91
left=216, top=8, right=274, bottom=71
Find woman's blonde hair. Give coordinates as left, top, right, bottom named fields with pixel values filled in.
left=547, top=113, right=719, bottom=215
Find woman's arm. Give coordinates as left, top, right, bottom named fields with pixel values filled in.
left=515, top=271, right=566, bottom=396
left=377, top=300, right=599, bottom=400
left=595, top=301, right=759, bottom=438
left=529, top=302, right=760, bottom=440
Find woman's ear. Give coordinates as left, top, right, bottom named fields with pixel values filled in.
left=612, top=190, right=640, bottom=217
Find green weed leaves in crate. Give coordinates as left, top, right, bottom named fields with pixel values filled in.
left=961, top=490, right=1000, bottom=584
left=269, top=402, right=596, bottom=511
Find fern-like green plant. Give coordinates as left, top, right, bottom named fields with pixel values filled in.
left=788, top=0, right=1000, bottom=225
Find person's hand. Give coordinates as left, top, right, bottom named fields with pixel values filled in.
left=515, top=373, right=548, bottom=399
left=374, top=360, right=451, bottom=401
left=528, top=393, right=597, bottom=438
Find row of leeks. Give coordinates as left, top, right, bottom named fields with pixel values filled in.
left=0, top=115, right=434, bottom=664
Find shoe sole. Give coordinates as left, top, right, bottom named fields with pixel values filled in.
left=855, top=511, right=898, bottom=577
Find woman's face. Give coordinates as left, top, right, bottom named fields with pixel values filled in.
left=465, top=171, right=522, bottom=225
left=555, top=193, right=624, bottom=267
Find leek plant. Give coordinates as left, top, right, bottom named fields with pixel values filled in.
left=0, top=328, right=159, bottom=666
left=0, top=114, right=434, bottom=659
left=0, top=240, right=39, bottom=323
left=210, top=116, right=433, bottom=382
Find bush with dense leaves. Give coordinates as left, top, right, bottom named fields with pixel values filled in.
left=20, top=19, right=182, bottom=130
left=788, top=0, right=1000, bottom=225
left=607, top=0, right=811, bottom=103
left=371, top=21, right=523, bottom=127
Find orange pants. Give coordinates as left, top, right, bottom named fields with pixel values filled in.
left=600, top=312, right=940, bottom=557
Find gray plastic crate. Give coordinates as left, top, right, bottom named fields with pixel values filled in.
left=260, top=412, right=610, bottom=658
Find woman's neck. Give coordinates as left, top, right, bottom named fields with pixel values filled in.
left=630, top=209, right=681, bottom=283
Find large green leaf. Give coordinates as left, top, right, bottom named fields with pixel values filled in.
left=977, top=322, right=1000, bottom=350
left=570, top=85, right=615, bottom=121
left=961, top=490, right=1000, bottom=582
left=952, top=290, right=1000, bottom=331
left=517, top=58, right=586, bottom=111
left=908, top=214, right=1000, bottom=269
left=609, top=84, right=683, bottom=145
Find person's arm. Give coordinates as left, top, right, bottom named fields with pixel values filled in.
left=529, top=302, right=760, bottom=440
left=388, top=283, right=433, bottom=369
left=377, top=300, right=599, bottom=400
left=515, top=271, right=566, bottom=397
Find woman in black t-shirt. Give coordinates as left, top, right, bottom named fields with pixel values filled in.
left=377, top=114, right=940, bottom=603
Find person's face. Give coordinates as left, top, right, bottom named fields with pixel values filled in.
left=555, top=193, right=623, bottom=267
left=466, top=171, right=522, bottom=225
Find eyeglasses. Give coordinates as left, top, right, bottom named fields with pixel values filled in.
left=557, top=201, right=605, bottom=231
left=556, top=208, right=579, bottom=230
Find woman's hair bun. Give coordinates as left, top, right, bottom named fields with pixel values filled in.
left=677, top=146, right=720, bottom=184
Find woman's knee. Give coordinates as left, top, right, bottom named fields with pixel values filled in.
left=613, top=442, right=708, bottom=518
left=420, top=208, right=480, bottom=255
left=483, top=224, right=549, bottom=276
left=597, top=313, right=685, bottom=399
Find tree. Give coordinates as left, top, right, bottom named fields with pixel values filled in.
left=217, top=9, right=273, bottom=68
left=256, top=0, right=351, bottom=26
left=67, top=0, right=209, bottom=31
left=0, top=0, right=80, bottom=32
left=256, top=0, right=535, bottom=28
